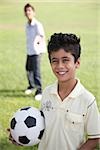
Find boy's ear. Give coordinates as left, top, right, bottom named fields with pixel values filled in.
left=76, top=58, right=80, bottom=69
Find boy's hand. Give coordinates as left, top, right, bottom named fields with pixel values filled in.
left=7, top=128, right=22, bottom=146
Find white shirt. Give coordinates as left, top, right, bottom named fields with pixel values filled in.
left=38, top=80, right=100, bottom=150
left=26, top=18, right=46, bottom=55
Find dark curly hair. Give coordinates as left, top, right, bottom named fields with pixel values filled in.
left=47, top=33, right=81, bottom=63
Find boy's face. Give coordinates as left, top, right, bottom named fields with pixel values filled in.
left=25, top=7, right=35, bottom=21
left=50, top=48, right=80, bottom=83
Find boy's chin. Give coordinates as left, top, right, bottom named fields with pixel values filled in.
left=27, top=16, right=33, bottom=20
left=58, top=78, right=67, bottom=83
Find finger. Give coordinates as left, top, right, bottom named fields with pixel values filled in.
left=7, top=128, right=10, bottom=132
left=9, top=137, right=22, bottom=146
left=12, top=140, right=23, bottom=146
left=9, top=135, right=23, bottom=146
left=7, top=128, right=23, bottom=146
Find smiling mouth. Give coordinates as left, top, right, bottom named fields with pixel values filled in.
left=57, top=71, right=68, bottom=75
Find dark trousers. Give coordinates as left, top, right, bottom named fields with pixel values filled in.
left=26, top=55, right=42, bottom=92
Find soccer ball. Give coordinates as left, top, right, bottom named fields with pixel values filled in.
left=10, top=106, right=45, bottom=146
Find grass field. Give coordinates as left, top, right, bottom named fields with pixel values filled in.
left=0, top=0, right=100, bottom=150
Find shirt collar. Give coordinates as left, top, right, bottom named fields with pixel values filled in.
left=50, top=79, right=84, bottom=99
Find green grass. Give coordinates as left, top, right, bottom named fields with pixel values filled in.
left=0, top=0, right=100, bottom=150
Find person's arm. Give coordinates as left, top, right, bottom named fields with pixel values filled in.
left=79, top=99, right=100, bottom=150
left=37, top=22, right=46, bottom=53
left=78, top=138, right=100, bottom=150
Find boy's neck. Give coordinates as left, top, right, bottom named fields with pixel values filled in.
left=28, top=17, right=35, bottom=24
left=28, top=19, right=32, bottom=24
left=58, top=79, right=77, bottom=101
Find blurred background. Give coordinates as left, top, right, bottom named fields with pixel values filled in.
left=0, top=0, right=99, bottom=149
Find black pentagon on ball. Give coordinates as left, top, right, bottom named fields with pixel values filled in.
left=24, top=116, right=36, bottom=128
left=20, top=107, right=31, bottom=111
left=38, top=129, right=44, bottom=139
left=19, top=136, right=30, bottom=144
left=10, top=118, right=17, bottom=129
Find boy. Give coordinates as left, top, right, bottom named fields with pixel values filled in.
left=38, top=33, right=100, bottom=150
left=9, top=33, right=100, bottom=149
left=24, top=3, right=46, bottom=101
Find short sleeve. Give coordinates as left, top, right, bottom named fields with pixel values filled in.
left=85, top=100, right=100, bottom=139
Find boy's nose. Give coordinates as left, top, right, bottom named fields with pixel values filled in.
left=58, top=61, right=64, bottom=68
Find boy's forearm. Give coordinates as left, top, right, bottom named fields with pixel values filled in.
left=78, top=138, right=100, bottom=150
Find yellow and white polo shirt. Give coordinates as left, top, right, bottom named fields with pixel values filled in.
left=38, top=80, right=100, bottom=150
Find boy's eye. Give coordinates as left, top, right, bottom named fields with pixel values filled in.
left=51, top=59, right=58, bottom=64
left=62, top=59, right=69, bottom=63
left=51, top=58, right=70, bottom=64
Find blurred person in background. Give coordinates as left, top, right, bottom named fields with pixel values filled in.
left=24, top=3, right=46, bottom=101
